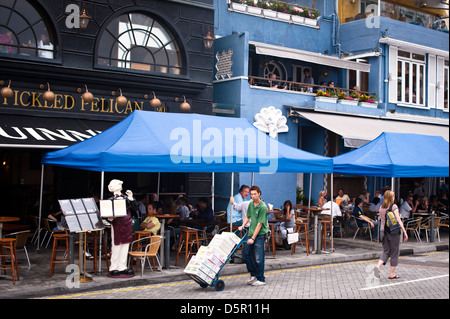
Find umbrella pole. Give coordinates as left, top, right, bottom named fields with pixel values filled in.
left=230, top=172, right=234, bottom=232
left=100, top=171, right=104, bottom=200
left=211, top=172, right=215, bottom=211
left=98, top=170, right=104, bottom=274
left=37, top=164, right=44, bottom=252
left=157, top=172, right=160, bottom=201
left=330, top=173, right=334, bottom=253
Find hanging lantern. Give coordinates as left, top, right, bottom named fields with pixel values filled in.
left=82, top=84, right=94, bottom=103
left=79, top=5, right=91, bottom=30
left=150, top=91, right=161, bottom=108
left=43, top=82, right=55, bottom=102
left=116, top=88, right=127, bottom=107
left=1, top=80, right=13, bottom=99
left=180, top=95, right=191, bottom=112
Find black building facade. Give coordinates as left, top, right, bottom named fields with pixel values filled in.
left=0, top=0, right=214, bottom=219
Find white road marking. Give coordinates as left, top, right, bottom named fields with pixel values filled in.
left=361, top=274, right=449, bottom=291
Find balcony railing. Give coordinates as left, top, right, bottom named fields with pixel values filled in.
left=342, top=0, right=449, bottom=32
left=248, top=75, right=375, bottom=98
left=228, top=0, right=320, bottom=27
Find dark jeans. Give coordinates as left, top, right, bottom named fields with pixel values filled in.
left=242, top=234, right=265, bottom=282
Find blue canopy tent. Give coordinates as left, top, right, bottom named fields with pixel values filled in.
left=333, top=132, right=449, bottom=244
left=333, top=132, right=449, bottom=177
left=39, top=110, right=333, bottom=254
left=42, top=110, right=332, bottom=174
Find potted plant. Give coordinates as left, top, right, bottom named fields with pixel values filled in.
left=230, top=0, right=247, bottom=12
left=358, top=94, right=378, bottom=108
left=291, top=6, right=305, bottom=24
left=337, top=91, right=359, bottom=106
left=315, top=89, right=337, bottom=102
left=262, top=1, right=277, bottom=17
left=303, top=8, right=319, bottom=26
left=273, top=2, right=291, bottom=21
left=246, top=0, right=262, bottom=14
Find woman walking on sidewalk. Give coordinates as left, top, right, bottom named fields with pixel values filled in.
left=374, top=190, right=408, bottom=279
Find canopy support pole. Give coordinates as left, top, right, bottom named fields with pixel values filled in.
left=157, top=172, right=160, bottom=201
left=310, top=173, right=319, bottom=254
left=100, top=171, right=105, bottom=200
left=98, top=170, right=105, bottom=274
left=211, top=172, right=215, bottom=211
left=37, top=164, right=45, bottom=252
left=330, top=173, right=334, bottom=254
left=230, top=172, right=234, bottom=232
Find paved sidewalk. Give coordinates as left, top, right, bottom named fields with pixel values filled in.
left=0, top=232, right=448, bottom=299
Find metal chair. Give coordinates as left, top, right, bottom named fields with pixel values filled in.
left=31, top=216, right=44, bottom=245
left=4, top=230, right=31, bottom=269
left=352, top=216, right=372, bottom=241
left=128, top=235, right=163, bottom=276
left=41, top=218, right=65, bottom=248
left=420, top=216, right=441, bottom=242
left=405, top=217, right=422, bottom=243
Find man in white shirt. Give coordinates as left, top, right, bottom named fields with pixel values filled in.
left=399, top=195, right=416, bottom=220
left=320, top=201, right=342, bottom=217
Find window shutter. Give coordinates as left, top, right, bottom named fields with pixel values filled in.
left=388, top=46, right=398, bottom=104
left=436, top=57, right=445, bottom=109
left=428, top=55, right=436, bottom=108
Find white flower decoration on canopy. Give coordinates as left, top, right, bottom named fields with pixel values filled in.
left=253, top=106, right=289, bottom=139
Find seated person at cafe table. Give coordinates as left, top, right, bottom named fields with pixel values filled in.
left=416, top=196, right=430, bottom=214
left=190, top=197, right=215, bottom=233
left=276, top=200, right=296, bottom=249
left=399, top=195, right=417, bottom=220
left=336, top=188, right=351, bottom=208
left=351, top=198, right=379, bottom=240
left=176, top=196, right=190, bottom=221
left=140, top=201, right=162, bottom=235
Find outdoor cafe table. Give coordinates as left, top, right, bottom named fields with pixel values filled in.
left=294, top=206, right=330, bottom=254
left=0, top=216, right=20, bottom=238
left=155, top=214, right=179, bottom=269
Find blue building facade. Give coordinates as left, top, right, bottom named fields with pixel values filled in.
left=212, top=0, right=449, bottom=210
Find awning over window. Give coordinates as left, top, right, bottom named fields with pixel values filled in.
left=250, top=41, right=371, bottom=73
left=292, top=110, right=449, bottom=148
left=0, top=114, right=115, bottom=149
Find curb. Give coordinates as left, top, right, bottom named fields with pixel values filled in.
left=4, top=242, right=447, bottom=299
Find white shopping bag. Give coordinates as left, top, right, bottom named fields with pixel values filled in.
left=287, top=232, right=299, bottom=244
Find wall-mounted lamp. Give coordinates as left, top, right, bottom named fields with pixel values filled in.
left=79, top=5, right=91, bottom=30
left=1, top=80, right=13, bottom=99
left=179, top=95, right=191, bottom=112
left=43, top=82, right=55, bottom=102
left=115, top=88, right=127, bottom=107
left=203, top=30, right=214, bottom=50
left=350, top=0, right=357, bottom=5
left=150, top=91, right=162, bottom=108
left=175, top=96, right=191, bottom=112
left=82, top=84, right=94, bottom=103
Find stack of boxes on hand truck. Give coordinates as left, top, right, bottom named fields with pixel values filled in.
left=184, top=231, right=243, bottom=290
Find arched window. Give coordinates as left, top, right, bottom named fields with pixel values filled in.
left=0, top=0, right=56, bottom=59
left=97, top=12, right=184, bottom=75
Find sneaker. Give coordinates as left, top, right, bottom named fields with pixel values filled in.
left=246, top=276, right=257, bottom=285
left=252, top=280, right=266, bottom=286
